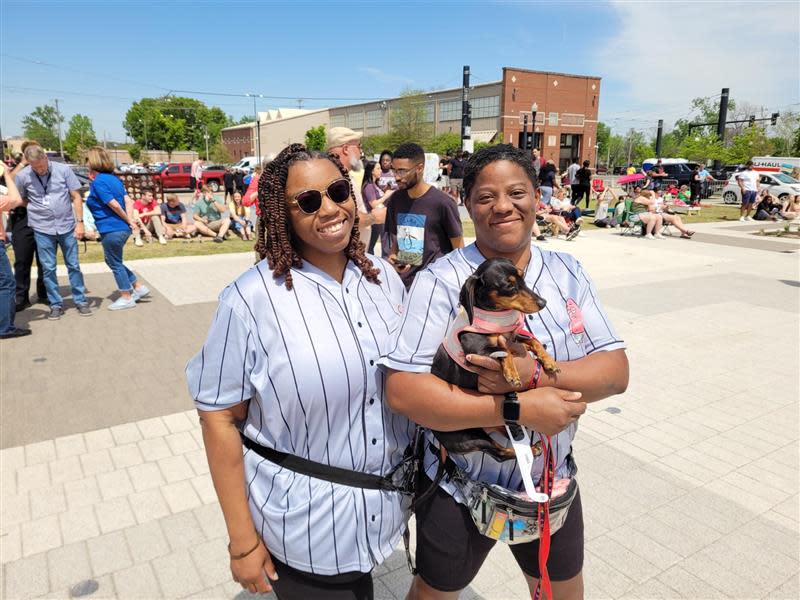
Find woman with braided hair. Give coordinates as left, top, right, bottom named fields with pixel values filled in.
left=187, top=143, right=413, bottom=600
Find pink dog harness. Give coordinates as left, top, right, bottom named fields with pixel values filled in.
left=442, top=307, right=533, bottom=373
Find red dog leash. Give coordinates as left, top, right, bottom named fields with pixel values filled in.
left=532, top=435, right=555, bottom=600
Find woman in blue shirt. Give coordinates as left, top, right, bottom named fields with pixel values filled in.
left=85, top=147, right=150, bottom=310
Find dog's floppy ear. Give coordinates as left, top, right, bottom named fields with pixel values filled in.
left=460, top=274, right=478, bottom=324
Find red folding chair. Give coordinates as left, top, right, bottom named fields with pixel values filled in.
left=591, top=178, right=605, bottom=194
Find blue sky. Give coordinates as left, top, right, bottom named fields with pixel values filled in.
left=2, top=0, right=798, bottom=142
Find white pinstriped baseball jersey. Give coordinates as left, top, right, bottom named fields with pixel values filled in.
left=379, top=242, right=625, bottom=504
left=186, top=257, right=413, bottom=575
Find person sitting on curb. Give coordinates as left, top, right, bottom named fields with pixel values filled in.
left=132, top=189, right=167, bottom=246
left=753, top=191, right=782, bottom=221
left=192, top=186, right=231, bottom=243
left=781, top=194, right=800, bottom=220
left=161, top=194, right=198, bottom=239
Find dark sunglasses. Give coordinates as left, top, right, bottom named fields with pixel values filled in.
left=289, top=178, right=352, bottom=214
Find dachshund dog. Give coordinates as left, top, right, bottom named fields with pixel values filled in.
left=430, top=257, right=559, bottom=460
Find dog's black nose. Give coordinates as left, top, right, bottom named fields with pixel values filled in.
left=537, top=298, right=547, bottom=309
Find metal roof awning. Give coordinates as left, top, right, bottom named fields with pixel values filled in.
left=471, top=130, right=498, bottom=143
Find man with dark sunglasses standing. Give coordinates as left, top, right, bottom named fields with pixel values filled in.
left=385, top=142, right=464, bottom=289
left=327, top=127, right=385, bottom=249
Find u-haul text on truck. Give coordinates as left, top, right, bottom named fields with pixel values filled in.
left=752, top=156, right=800, bottom=179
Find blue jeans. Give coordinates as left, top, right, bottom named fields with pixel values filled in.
left=100, top=230, right=136, bottom=291
left=0, top=241, right=17, bottom=333
left=540, top=186, right=554, bottom=205
left=33, top=230, right=87, bottom=307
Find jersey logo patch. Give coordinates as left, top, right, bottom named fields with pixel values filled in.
left=565, top=298, right=584, bottom=344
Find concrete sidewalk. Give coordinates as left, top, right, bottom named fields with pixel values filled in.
left=1, top=222, right=798, bottom=599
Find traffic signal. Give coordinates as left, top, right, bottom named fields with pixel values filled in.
left=748, top=115, right=756, bottom=126
left=518, top=131, right=534, bottom=149
left=771, top=112, right=779, bottom=126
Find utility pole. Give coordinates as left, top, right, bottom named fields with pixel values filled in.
left=204, top=125, right=210, bottom=161
left=655, top=119, right=663, bottom=158
left=54, top=99, right=65, bottom=159
left=714, top=88, right=729, bottom=173
left=460, top=65, right=471, bottom=152
left=246, top=93, right=263, bottom=164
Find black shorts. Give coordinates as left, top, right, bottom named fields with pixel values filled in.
left=270, top=557, right=373, bottom=600
left=189, top=176, right=197, bottom=191
left=414, top=473, right=584, bottom=592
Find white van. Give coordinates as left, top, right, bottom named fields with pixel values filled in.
left=231, top=156, right=263, bottom=172
left=752, top=157, right=800, bottom=179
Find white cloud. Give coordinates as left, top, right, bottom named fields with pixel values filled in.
left=357, top=66, right=414, bottom=86
left=597, top=1, right=800, bottom=131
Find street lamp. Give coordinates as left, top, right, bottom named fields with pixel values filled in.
left=594, top=143, right=599, bottom=169
left=246, top=93, right=264, bottom=164
left=203, top=125, right=210, bottom=161
left=522, top=102, right=538, bottom=154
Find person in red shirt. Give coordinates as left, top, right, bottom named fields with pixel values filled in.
left=132, top=189, right=167, bottom=246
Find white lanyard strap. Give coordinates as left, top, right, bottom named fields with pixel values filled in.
left=505, top=423, right=549, bottom=503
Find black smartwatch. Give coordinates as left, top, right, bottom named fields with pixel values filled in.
left=502, top=391, right=521, bottom=423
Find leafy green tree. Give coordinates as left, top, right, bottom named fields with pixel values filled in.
left=596, top=122, right=611, bottom=166
left=22, top=104, right=62, bottom=150
left=209, top=142, right=233, bottom=164
left=362, top=134, right=393, bottom=157
left=64, top=114, right=97, bottom=159
left=237, top=115, right=255, bottom=125
left=679, top=134, right=726, bottom=162
left=388, top=89, right=433, bottom=148
left=123, top=96, right=233, bottom=154
left=304, top=125, right=327, bottom=151
left=724, top=126, right=774, bottom=163
left=427, top=132, right=462, bottom=156
left=127, top=144, right=142, bottom=162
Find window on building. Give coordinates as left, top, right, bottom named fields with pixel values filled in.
left=330, top=114, right=346, bottom=128
left=439, top=100, right=461, bottom=122
left=366, top=109, right=383, bottom=128
left=549, top=112, right=559, bottom=126
left=423, top=103, right=435, bottom=123
left=347, top=112, right=364, bottom=129
left=471, top=96, right=500, bottom=119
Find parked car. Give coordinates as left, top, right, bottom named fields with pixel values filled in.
left=154, top=163, right=226, bottom=191
left=721, top=171, right=800, bottom=204
left=657, top=163, right=695, bottom=186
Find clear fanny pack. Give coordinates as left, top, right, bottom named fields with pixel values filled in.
left=465, top=477, right=577, bottom=545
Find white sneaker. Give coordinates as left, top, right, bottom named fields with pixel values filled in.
left=655, top=233, right=665, bottom=239
left=132, top=285, right=151, bottom=302
left=739, top=216, right=746, bottom=222
left=109, top=297, right=136, bottom=311
left=745, top=216, right=753, bottom=221
left=158, top=236, right=167, bottom=245
left=134, top=238, right=144, bottom=247
left=646, top=234, right=656, bottom=240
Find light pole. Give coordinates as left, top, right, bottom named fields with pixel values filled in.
left=531, top=102, right=538, bottom=155
left=54, top=99, right=65, bottom=159
left=594, top=144, right=599, bottom=169
left=139, top=119, right=148, bottom=151
left=204, top=125, right=210, bottom=161
left=246, top=93, right=264, bottom=164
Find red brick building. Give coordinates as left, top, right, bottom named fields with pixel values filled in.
left=221, top=123, right=254, bottom=160
left=500, top=67, right=600, bottom=171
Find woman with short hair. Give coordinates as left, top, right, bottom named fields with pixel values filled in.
left=85, top=147, right=149, bottom=310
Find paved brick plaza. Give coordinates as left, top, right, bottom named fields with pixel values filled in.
left=1, top=220, right=798, bottom=599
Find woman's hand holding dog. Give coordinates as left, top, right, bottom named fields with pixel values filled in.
left=466, top=350, right=585, bottom=436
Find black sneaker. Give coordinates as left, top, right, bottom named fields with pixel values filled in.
left=48, top=306, right=64, bottom=320
left=15, top=299, right=32, bottom=312
left=567, top=223, right=581, bottom=241
left=0, top=327, right=32, bottom=339
left=36, top=296, right=51, bottom=306
left=76, top=304, right=93, bottom=317
left=213, top=236, right=224, bottom=243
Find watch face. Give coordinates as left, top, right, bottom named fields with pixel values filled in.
left=503, top=399, right=521, bottom=422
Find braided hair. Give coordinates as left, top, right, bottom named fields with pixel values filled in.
left=255, top=143, right=380, bottom=290
left=462, top=144, right=539, bottom=201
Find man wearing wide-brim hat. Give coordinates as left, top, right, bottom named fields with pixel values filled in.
left=327, top=126, right=385, bottom=249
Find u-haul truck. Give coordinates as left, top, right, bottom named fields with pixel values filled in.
left=752, top=156, right=800, bottom=179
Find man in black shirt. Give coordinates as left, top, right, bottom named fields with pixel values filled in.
left=385, top=143, right=464, bottom=288
left=574, top=160, right=593, bottom=209
left=223, top=168, right=235, bottom=203
left=449, top=151, right=469, bottom=205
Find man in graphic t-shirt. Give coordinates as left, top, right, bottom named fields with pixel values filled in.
left=384, top=143, right=464, bottom=289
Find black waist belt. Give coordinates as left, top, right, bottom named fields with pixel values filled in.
left=241, top=434, right=404, bottom=492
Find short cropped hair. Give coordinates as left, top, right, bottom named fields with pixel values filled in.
left=393, top=142, right=424, bottom=163
left=85, top=147, right=115, bottom=173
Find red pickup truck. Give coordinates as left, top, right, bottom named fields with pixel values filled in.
left=155, top=163, right=226, bottom=192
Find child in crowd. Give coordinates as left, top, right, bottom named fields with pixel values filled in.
left=593, top=189, right=617, bottom=228
left=228, top=191, right=253, bottom=241
left=161, top=194, right=198, bottom=239
left=132, top=189, right=167, bottom=246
